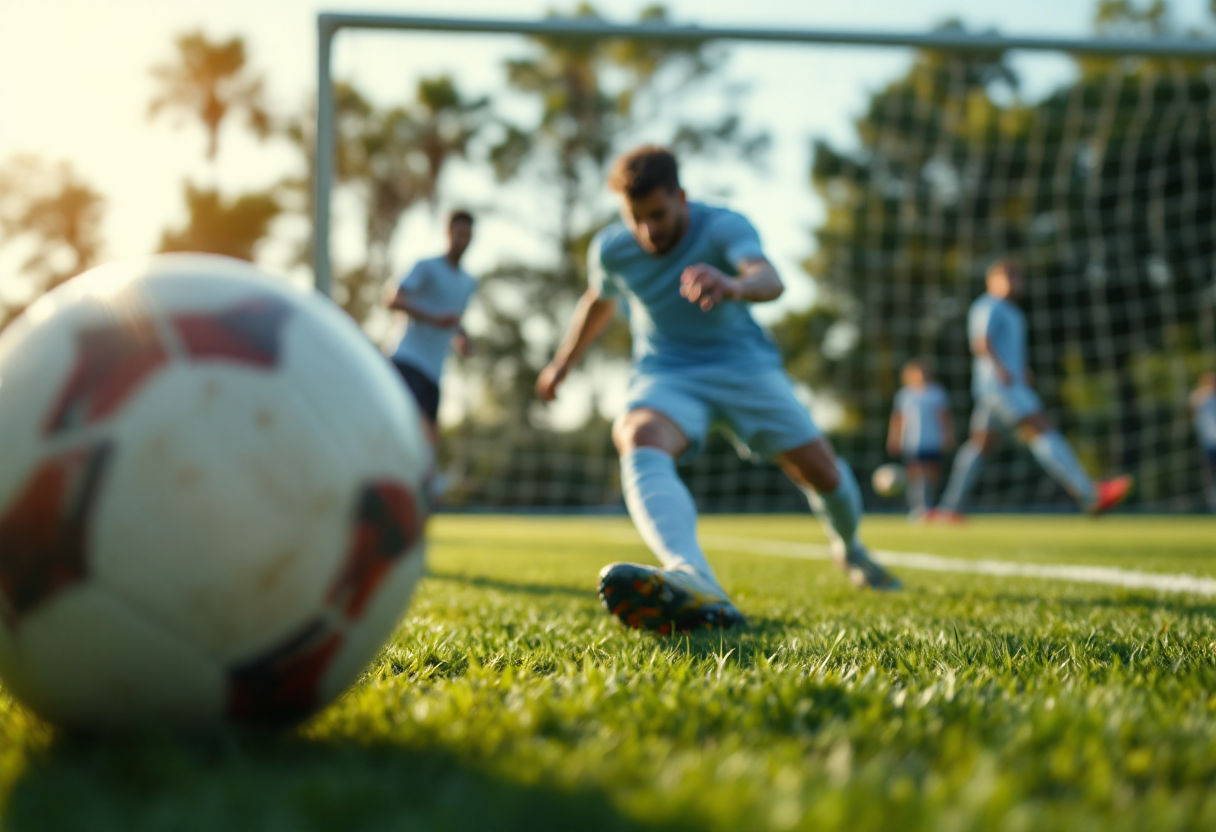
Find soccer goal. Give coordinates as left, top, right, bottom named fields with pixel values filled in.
left=314, top=13, right=1216, bottom=513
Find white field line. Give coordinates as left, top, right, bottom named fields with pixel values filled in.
left=690, top=533, right=1216, bottom=598
left=437, top=522, right=1216, bottom=597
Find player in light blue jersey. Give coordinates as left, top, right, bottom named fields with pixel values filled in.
left=936, top=261, right=1133, bottom=520
left=537, top=146, right=899, bottom=633
left=384, top=210, right=477, bottom=444
left=887, top=359, right=953, bottom=517
left=1190, top=372, right=1216, bottom=511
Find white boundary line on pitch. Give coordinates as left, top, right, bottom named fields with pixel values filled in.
left=689, top=533, right=1216, bottom=597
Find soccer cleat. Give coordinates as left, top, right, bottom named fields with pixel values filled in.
left=829, top=541, right=902, bottom=591
left=597, top=563, right=746, bottom=634
left=1088, top=475, right=1135, bottom=516
left=926, top=508, right=966, bottom=525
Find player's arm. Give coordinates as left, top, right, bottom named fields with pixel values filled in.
left=971, top=334, right=1013, bottom=385
left=887, top=412, right=903, bottom=458
left=680, top=258, right=782, bottom=312
left=384, top=286, right=461, bottom=328
left=536, top=289, right=619, bottom=401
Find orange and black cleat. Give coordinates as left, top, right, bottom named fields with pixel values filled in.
left=1088, top=475, right=1135, bottom=517
left=597, top=563, right=746, bottom=634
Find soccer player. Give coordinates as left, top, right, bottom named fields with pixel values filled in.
left=887, top=359, right=953, bottom=518
left=1190, top=371, right=1216, bottom=511
left=384, top=210, right=477, bottom=443
left=935, top=260, right=1132, bottom=520
left=536, top=146, right=899, bottom=634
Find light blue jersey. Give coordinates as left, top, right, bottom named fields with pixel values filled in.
left=894, top=383, right=950, bottom=452
left=1194, top=389, right=1216, bottom=449
left=968, top=293, right=1026, bottom=395
left=388, top=256, right=477, bottom=382
left=589, top=202, right=780, bottom=371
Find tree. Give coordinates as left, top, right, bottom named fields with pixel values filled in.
left=158, top=184, right=280, bottom=261
left=0, top=156, right=105, bottom=330
left=148, top=31, right=270, bottom=161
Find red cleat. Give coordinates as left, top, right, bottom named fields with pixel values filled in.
left=927, top=508, right=966, bottom=525
left=1089, top=475, right=1135, bottom=516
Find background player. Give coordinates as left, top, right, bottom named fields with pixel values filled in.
left=536, top=146, right=899, bottom=634
left=887, top=359, right=953, bottom=518
left=1191, top=371, right=1216, bottom=511
left=936, top=260, right=1132, bottom=520
left=384, top=210, right=477, bottom=444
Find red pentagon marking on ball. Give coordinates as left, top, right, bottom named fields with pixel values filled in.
left=327, top=482, right=423, bottom=620
left=226, top=618, right=344, bottom=725
left=171, top=297, right=292, bottom=368
left=44, top=319, right=168, bottom=435
left=0, top=443, right=112, bottom=628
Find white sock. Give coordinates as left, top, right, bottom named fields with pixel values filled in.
left=803, top=459, right=862, bottom=548
left=907, top=475, right=928, bottom=513
left=1030, top=431, right=1095, bottom=506
left=941, top=441, right=983, bottom=511
left=620, top=448, right=720, bottom=587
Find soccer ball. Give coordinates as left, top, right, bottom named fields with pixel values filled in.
left=872, top=464, right=907, bottom=498
left=0, top=254, right=431, bottom=730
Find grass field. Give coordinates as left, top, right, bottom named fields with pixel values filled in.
left=1, top=514, right=1215, bottom=831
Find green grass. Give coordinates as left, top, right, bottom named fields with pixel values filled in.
left=2, top=515, right=1216, bottom=831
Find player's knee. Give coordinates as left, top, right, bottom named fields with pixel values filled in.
left=613, top=412, right=679, bottom=455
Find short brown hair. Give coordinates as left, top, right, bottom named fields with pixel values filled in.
left=988, top=258, right=1022, bottom=279
left=608, top=146, right=680, bottom=198
left=448, top=209, right=474, bottom=227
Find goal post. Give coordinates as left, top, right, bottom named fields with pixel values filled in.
left=313, top=13, right=1216, bottom=295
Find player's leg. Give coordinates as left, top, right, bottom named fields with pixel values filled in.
left=391, top=360, right=440, bottom=445
left=904, top=461, right=927, bottom=516
left=1203, top=449, right=1216, bottom=512
left=711, top=365, right=898, bottom=590
left=938, top=406, right=998, bottom=518
left=598, top=378, right=744, bottom=632
left=921, top=459, right=942, bottom=513
left=777, top=439, right=900, bottom=590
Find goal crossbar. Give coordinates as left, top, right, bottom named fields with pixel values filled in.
left=313, top=12, right=1216, bottom=294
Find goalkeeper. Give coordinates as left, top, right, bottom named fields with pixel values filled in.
left=936, top=261, right=1132, bottom=520
left=537, top=146, right=898, bottom=634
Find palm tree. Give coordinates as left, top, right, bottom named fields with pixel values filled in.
left=0, top=156, right=106, bottom=331
left=148, top=31, right=270, bottom=161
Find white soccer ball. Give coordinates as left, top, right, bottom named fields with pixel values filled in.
left=0, top=254, right=431, bottom=730
left=872, top=463, right=907, bottom=498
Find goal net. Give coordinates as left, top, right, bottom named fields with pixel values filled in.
left=316, top=17, right=1216, bottom=513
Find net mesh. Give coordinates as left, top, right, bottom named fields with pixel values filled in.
left=419, top=52, right=1216, bottom=513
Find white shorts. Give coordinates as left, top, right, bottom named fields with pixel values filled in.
left=970, top=382, right=1043, bottom=433
left=622, top=363, right=821, bottom=463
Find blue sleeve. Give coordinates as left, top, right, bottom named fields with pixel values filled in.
left=587, top=230, right=621, bottom=299
left=714, top=211, right=766, bottom=267
left=398, top=261, right=428, bottom=294
left=934, top=386, right=950, bottom=411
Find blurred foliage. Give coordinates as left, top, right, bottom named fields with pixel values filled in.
left=0, top=156, right=105, bottom=330
left=148, top=30, right=270, bottom=161
left=158, top=184, right=280, bottom=262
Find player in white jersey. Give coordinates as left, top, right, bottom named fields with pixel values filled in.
left=537, top=146, right=898, bottom=634
left=1190, top=372, right=1216, bottom=511
left=886, top=359, right=953, bottom=518
left=935, top=260, right=1133, bottom=520
left=384, top=210, right=477, bottom=444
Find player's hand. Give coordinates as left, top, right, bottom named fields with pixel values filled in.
left=433, top=313, right=462, bottom=328
left=1024, top=367, right=1036, bottom=385
left=454, top=332, right=473, bottom=358
left=536, top=361, right=568, bottom=402
left=680, top=264, right=741, bottom=312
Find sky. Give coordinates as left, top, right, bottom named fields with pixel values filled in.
left=1, top=0, right=1211, bottom=424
